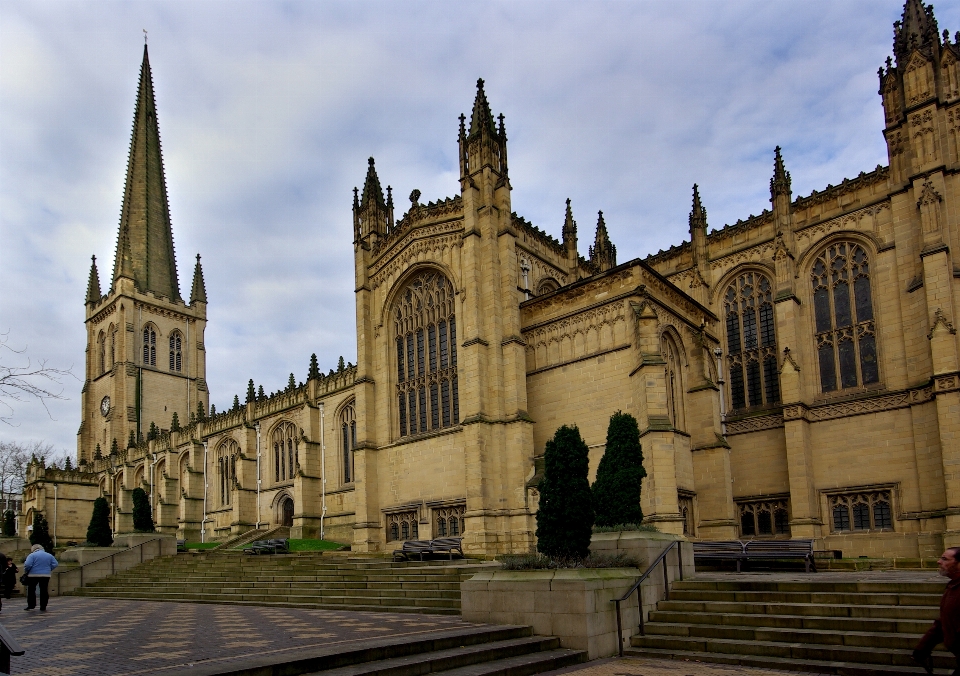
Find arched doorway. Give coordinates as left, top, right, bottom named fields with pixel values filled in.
left=281, top=497, right=294, bottom=527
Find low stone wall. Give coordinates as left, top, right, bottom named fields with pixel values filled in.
left=51, top=536, right=177, bottom=596
left=462, top=568, right=640, bottom=659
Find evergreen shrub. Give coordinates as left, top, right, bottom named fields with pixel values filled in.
left=535, top=424, right=594, bottom=560
left=86, top=497, right=113, bottom=546
left=132, top=487, right=154, bottom=532
left=592, top=411, right=646, bottom=528
left=2, top=510, right=14, bottom=537
left=29, top=512, right=53, bottom=552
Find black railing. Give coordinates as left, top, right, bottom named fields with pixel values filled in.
left=611, top=539, right=683, bottom=657
left=0, top=621, right=24, bottom=673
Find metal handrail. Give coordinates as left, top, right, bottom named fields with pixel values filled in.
left=55, top=537, right=165, bottom=591
left=611, top=539, right=683, bottom=657
left=0, top=621, right=25, bottom=673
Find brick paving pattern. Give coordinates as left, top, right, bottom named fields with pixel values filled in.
left=0, top=596, right=481, bottom=675
left=544, top=656, right=834, bottom=676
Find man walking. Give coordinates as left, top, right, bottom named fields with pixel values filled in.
left=23, top=544, right=57, bottom=612
left=915, top=547, right=960, bottom=674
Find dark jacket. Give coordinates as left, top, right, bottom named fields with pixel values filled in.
left=917, top=577, right=960, bottom=655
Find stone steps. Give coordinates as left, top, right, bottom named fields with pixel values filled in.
left=627, top=577, right=954, bottom=674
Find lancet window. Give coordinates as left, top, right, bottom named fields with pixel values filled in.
left=811, top=243, right=879, bottom=392
left=434, top=505, right=465, bottom=537
left=169, top=332, right=183, bottom=372
left=109, top=325, right=116, bottom=371
left=340, top=401, right=356, bottom=484
left=98, top=331, right=106, bottom=375
left=142, top=326, right=156, bottom=366
left=217, top=439, right=239, bottom=506
left=386, top=510, right=419, bottom=542
left=660, top=331, right=685, bottom=431
left=723, top=272, right=779, bottom=410
left=272, top=421, right=298, bottom=483
left=394, top=270, right=459, bottom=438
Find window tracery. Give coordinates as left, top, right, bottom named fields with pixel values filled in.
left=98, top=331, right=106, bottom=375
left=272, top=421, right=297, bottom=483
left=394, top=270, right=459, bottom=438
left=737, top=497, right=790, bottom=538
left=386, top=510, right=419, bottom=542
left=829, top=490, right=892, bottom=533
left=811, top=243, right=879, bottom=392
left=340, top=401, right=356, bottom=484
left=434, top=504, right=465, bottom=537
left=660, top=332, right=685, bottom=431
left=217, top=439, right=239, bottom=506
left=723, top=272, right=779, bottom=410
left=142, top=326, right=156, bottom=366
left=169, top=332, right=182, bottom=372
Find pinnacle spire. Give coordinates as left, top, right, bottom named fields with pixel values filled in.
left=562, top=198, right=577, bottom=241
left=113, top=45, right=181, bottom=301
left=190, top=254, right=207, bottom=304
left=468, top=78, right=496, bottom=137
left=589, top=211, right=617, bottom=272
left=359, top=157, right=386, bottom=211
left=893, top=0, right=940, bottom=63
left=86, top=255, right=102, bottom=304
left=770, top=146, right=791, bottom=198
left=689, top=184, right=707, bottom=232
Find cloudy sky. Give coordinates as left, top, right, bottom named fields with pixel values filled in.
left=2, top=0, right=956, bottom=454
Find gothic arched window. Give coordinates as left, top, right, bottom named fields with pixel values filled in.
left=109, top=325, right=116, bottom=370
left=340, top=401, right=356, bottom=484
left=660, top=332, right=685, bottom=431
left=142, top=326, right=156, bottom=366
left=812, top=242, right=879, bottom=392
left=724, top=272, right=780, bottom=410
left=272, top=421, right=298, bottom=483
left=98, top=331, right=106, bottom=375
left=217, top=439, right=239, bottom=506
left=169, top=332, right=183, bottom=372
left=394, top=270, right=459, bottom=438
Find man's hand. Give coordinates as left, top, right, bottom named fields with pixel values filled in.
left=912, top=648, right=934, bottom=674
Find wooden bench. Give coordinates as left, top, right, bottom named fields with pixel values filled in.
left=693, top=541, right=748, bottom=572
left=243, top=538, right=289, bottom=555
left=744, top=539, right=816, bottom=573
left=392, top=537, right=464, bottom=561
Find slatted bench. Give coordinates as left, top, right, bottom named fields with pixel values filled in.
left=693, top=541, right=748, bottom=572
left=243, top=538, right=289, bottom=555
left=392, top=537, right=464, bottom=561
left=744, top=538, right=816, bottom=573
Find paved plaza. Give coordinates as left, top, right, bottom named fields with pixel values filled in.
left=546, top=657, right=843, bottom=676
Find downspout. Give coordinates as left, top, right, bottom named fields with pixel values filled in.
left=320, top=403, right=326, bottom=541
left=138, top=306, right=143, bottom=442
left=714, top=347, right=726, bottom=436
left=255, top=422, right=261, bottom=530
left=53, top=483, right=58, bottom=548
left=201, top=440, right=208, bottom=543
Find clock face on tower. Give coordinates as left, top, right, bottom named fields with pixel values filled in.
left=100, top=396, right=111, bottom=417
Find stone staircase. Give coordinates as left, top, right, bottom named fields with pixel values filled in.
left=212, top=525, right=288, bottom=550
left=627, top=573, right=953, bottom=675
left=68, top=552, right=496, bottom=614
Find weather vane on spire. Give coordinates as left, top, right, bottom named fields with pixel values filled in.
left=143, top=29, right=148, bottom=45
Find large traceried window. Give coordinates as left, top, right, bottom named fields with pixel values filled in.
left=811, top=242, right=879, bottom=393
left=395, top=270, right=459, bottom=438
left=340, top=401, right=356, bottom=484
left=169, top=332, right=183, bottom=372
left=217, top=439, right=239, bottom=506
left=724, top=272, right=780, bottom=410
left=143, top=326, right=157, bottom=366
left=272, top=421, right=298, bottom=483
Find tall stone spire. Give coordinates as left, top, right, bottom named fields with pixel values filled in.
left=359, top=157, right=386, bottom=211
left=589, top=211, right=617, bottom=272
left=86, top=255, right=102, bottom=304
left=190, top=254, right=207, bottom=305
left=113, top=45, right=181, bottom=301
left=770, top=146, right=791, bottom=199
left=562, top=198, right=580, bottom=281
left=353, top=157, right=391, bottom=240
left=468, top=78, right=496, bottom=137
left=689, top=184, right=707, bottom=233
left=893, top=0, right=940, bottom=64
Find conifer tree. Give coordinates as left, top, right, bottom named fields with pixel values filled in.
left=94, top=444, right=102, bottom=460
left=132, top=487, right=154, bottom=532
left=535, top=425, right=594, bottom=559
left=170, top=411, right=181, bottom=432
left=232, top=395, right=241, bottom=411
left=288, top=373, right=296, bottom=390
left=86, top=497, right=113, bottom=546
left=309, top=353, right=320, bottom=380
left=246, top=379, right=256, bottom=404
left=2, top=510, right=15, bottom=537
left=110, top=438, right=119, bottom=455
left=592, top=411, right=646, bottom=528
left=29, top=512, right=53, bottom=552
left=338, top=356, right=345, bottom=372
left=64, top=457, right=73, bottom=471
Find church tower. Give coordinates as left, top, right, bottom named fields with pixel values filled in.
left=78, top=46, right=208, bottom=463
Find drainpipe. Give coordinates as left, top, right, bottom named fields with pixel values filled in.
left=714, top=347, right=726, bottom=436
left=53, top=484, right=58, bottom=548
left=255, top=422, right=261, bottom=530
left=320, top=403, right=326, bottom=541
left=201, top=440, right=208, bottom=543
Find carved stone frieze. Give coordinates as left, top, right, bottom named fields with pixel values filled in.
left=725, top=413, right=784, bottom=435
left=523, top=300, right=628, bottom=372
left=928, top=308, right=957, bottom=339
left=370, top=232, right=463, bottom=290
left=794, top=202, right=889, bottom=248
left=90, top=302, right=118, bottom=325
left=934, top=373, right=960, bottom=394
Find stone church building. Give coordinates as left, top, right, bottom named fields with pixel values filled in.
left=24, top=1, right=960, bottom=558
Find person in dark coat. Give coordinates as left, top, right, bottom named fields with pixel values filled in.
left=914, top=547, right=960, bottom=674
left=1, top=557, right=18, bottom=599
left=0, top=552, right=6, bottom=612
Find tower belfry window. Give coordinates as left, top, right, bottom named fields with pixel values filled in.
left=394, top=270, right=459, bottom=438
left=169, top=333, right=182, bottom=372
left=143, top=327, right=156, bottom=366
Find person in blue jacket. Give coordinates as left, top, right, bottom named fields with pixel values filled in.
left=23, top=544, right=57, bottom=611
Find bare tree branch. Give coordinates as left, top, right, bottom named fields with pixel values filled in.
left=0, top=331, right=77, bottom=425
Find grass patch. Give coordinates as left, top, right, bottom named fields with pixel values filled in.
left=497, top=551, right=642, bottom=570
left=592, top=523, right=659, bottom=533
left=287, top=539, right=348, bottom=552
left=184, top=542, right=219, bottom=550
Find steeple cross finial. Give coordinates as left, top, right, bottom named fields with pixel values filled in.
left=143, top=29, right=148, bottom=44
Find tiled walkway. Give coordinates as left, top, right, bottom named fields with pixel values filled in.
left=544, top=656, right=844, bottom=676
left=0, top=596, right=480, bottom=675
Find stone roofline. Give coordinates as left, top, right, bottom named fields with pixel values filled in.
left=85, top=280, right=207, bottom=321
